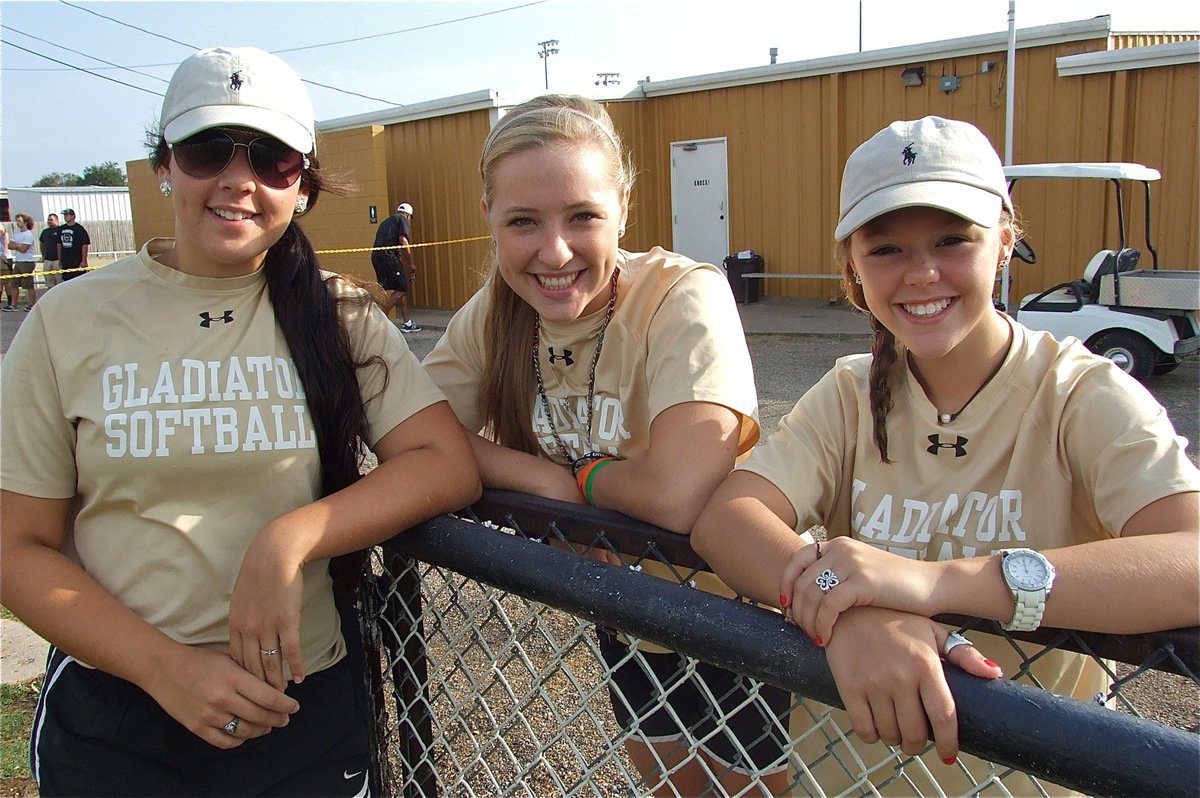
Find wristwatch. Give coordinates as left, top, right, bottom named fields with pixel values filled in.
left=999, top=548, right=1056, bottom=631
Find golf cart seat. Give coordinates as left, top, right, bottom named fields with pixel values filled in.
left=1082, top=250, right=1117, bottom=283
left=1022, top=248, right=1141, bottom=311
left=1069, top=248, right=1141, bottom=303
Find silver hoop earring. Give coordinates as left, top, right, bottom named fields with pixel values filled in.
left=294, top=196, right=309, bottom=214
left=159, top=181, right=172, bottom=197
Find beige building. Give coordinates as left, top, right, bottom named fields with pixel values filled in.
left=129, top=15, right=1198, bottom=311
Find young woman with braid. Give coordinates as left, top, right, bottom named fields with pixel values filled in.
left=422, top=94, right=792, bottom=796
left=1, top=47, right=479, bottom=795
left=693, top=116, right=1199, bottom=795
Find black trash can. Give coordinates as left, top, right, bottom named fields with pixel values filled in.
left=724, top=253, right=762, bottom=304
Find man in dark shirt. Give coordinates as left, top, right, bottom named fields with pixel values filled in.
left=39, top=213, right=63, bottom=289
left=370, top=203, right=420, bottom=332
left=57, top=209, right=91, bottom=282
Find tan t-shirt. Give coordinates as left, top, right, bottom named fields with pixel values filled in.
left=738, top=318, right=1200, bottom=794
left=424, top=247, right=759, bottom=459
left=0, top=239, right=447, bottom=676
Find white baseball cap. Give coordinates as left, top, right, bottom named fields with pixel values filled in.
left=396, top=203, right=414, bottom=215
left=834, top=116, right=1011, bottom=241
left=160, top=47, right=315, bottom=154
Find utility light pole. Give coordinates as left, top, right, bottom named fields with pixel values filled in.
left=537, top=39, right=559, bottom=90
left=595, top=72, right=620, bottom=87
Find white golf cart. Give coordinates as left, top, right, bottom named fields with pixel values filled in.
left=1003, top=162, right=1200, bottom=380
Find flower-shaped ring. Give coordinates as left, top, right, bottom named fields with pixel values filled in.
left=816, top=568, right=841, bottom=592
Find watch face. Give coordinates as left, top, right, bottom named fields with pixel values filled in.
left=1004, top=552, right=1049, bottom=590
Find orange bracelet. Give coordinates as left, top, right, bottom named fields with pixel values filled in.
left=575, top=457, right=618, bottom=505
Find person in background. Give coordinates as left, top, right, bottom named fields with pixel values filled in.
left=4, top=213, right=38, bottom=310
left=38, top=213, right=63, bottom=291
left=0, top=224, right=14, bottom=309
left=423, top=94, right=792, bottom=797
left=370, top=202, right=420, bottom=332
left=693, top=116, right=1199, bottom=794
left=56, top=208, right=90, bottom=281
left=1, top=45, right=479, bottom=796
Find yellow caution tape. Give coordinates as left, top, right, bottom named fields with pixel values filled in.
left=1, top=234, right=492, bottom=279
left=316, top=235, right=491, bottom=256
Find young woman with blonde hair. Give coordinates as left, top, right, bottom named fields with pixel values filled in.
left=693, top=116, right=1199, bottom=794
left=424, top=94, right=792, bottom=796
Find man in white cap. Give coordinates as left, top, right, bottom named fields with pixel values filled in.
left=370, top=202, right=420, bottom=331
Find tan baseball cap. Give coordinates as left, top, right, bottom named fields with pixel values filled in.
left=835, top=116, right=1011, bottom=241
left=160, top=47, right=315, bottom=154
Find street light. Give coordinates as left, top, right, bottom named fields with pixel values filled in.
left=537, top=39, right=559, bottom=90
left=595, top=72, right=620, bottom=87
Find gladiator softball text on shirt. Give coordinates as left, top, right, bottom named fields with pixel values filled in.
left=532, top=394, right=629, bottom=458
left=101, top=356, right=316, bottom=457
left=851, top=478, right=1027, bottom=559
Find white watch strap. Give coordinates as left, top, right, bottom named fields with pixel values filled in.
left=1003, top=588, right=1047, bottom=631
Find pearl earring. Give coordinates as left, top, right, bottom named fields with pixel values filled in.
left=159, top=181, right=172, bottom=197
left=294, top=196, right=309, bottom=214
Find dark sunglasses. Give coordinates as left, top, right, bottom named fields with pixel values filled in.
left=169, top=129, right=309, bottom=189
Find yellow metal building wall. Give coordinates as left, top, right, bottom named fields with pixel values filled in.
left=380, top=109, right=495, bottom=310
left=614, top=37, right=1196, bottom=305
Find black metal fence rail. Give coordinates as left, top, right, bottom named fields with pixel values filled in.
left=368, top=490, right=1200, bottom=798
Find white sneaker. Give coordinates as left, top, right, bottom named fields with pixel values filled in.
left=400, top=320, right=422, bottom=333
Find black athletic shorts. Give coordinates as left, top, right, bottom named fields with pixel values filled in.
left=597, top=627, right=792, bottom=775
left=31, top=646, right=372, bottom=796
left=371, top=253, right=408, bottom=292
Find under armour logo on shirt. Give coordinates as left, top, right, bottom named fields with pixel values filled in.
left=547, top=348, right=574, bottom=366
left=927, top=434, right=968, bottom=457
left=199, top=310, right=235, bottom=328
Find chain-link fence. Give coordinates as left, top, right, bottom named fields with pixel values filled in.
left=358, top=490, right=1199, bottom=797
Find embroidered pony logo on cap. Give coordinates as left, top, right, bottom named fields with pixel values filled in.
left=902, top=143, right=917, bottom=166
left=229, top=70, right=243, bottom=90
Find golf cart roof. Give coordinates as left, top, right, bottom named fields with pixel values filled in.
left=1003, top=162, right=1161, bottom=181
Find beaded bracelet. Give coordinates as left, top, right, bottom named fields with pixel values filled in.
left=570, top=451, right=612, bottom=477
left=575, top=456, right=619, bottom=506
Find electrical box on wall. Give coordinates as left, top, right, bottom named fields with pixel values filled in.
left=939, top=75, right=961, bottom=93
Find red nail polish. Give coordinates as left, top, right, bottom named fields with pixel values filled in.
left=984, top=659, right=1000, bottom=668
left=942, top=756, right=957, bottom=765
left=812, top=635, right=824, bottom=647
left=779, top=594, right=789, bottom=608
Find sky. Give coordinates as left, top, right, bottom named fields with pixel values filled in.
left=2, top=0, right=1197, bottom=189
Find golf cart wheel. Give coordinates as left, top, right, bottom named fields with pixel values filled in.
left=1089, top=331, right=1155, bottom=381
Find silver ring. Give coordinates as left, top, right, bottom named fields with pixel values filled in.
left=815, top=568, right=840, bottom=592
left=223, top=717, right=240, bottom=736
left=260, top=648, right=280, bottom=656
left=942, top=632, right=974, bottom=657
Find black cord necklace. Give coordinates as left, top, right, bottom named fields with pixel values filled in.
left=532, top=267, right=620, bottom=473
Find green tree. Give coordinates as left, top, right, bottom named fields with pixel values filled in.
left=32, top=162, right=127, bottom=187
left=79, top=161, right=127, bottom=187
left=33, top=172, right=83, bottom=187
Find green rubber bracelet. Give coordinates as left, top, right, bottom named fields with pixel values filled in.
left=583, top=457, right=617, bottom=506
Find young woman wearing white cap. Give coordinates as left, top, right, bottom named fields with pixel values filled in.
left=423, top=94, right=791, bottom=796
left=1, top=46, right=479, bottom=795
left=692, top=116, right=1198, bottom=793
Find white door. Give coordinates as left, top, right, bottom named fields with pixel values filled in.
left=671, top=138, right=729, bottom=268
